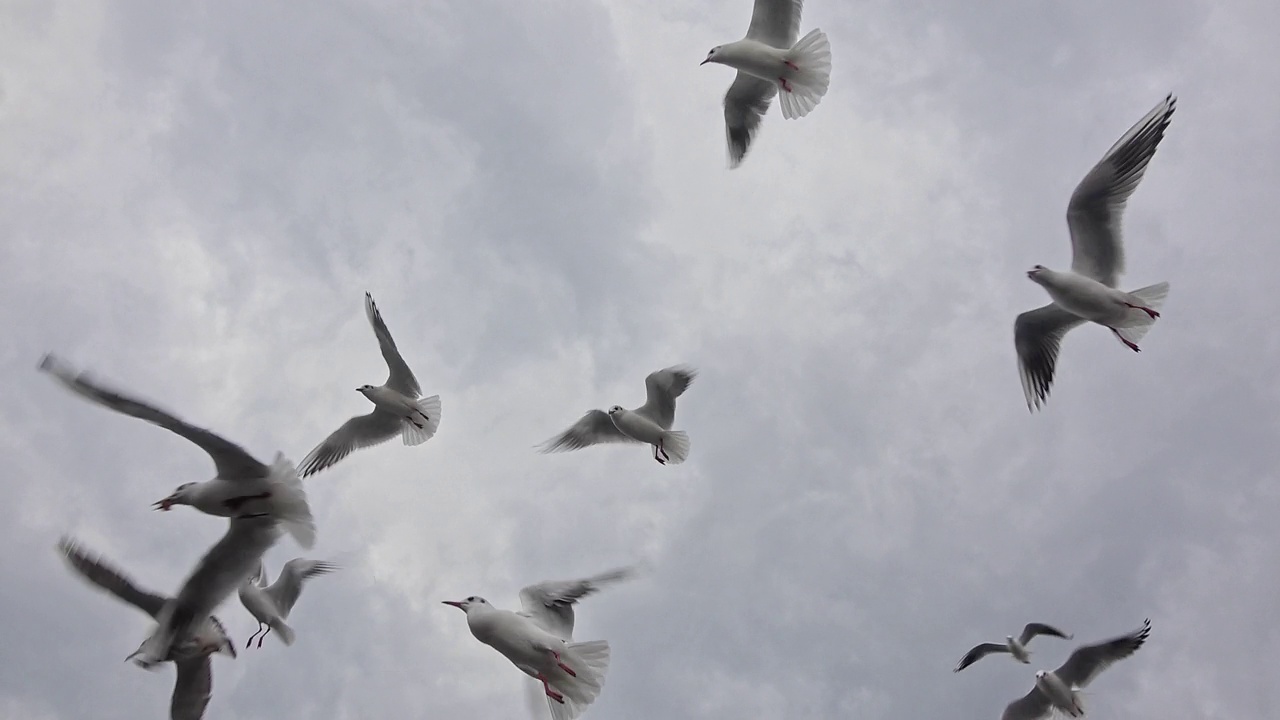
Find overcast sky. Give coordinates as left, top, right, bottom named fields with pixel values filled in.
left=3, top=0, right=1279, bottom=718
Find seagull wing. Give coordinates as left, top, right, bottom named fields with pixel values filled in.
left=1066, top=95, right=1176, bottom=287
left=39, top=354, right=267, bottom=481
left=144, top=515, right=283, bottom=663
left=518, top=567, right=636, bottom=640
left=746, top=0, right=803, bottom=48
left=724, top=74, right=778, bottom=169
left=1001, top=686, right=1054, bottom=720
left=1019, top=622, right=1072, bottom=646
left=170, top=657, right=213, bottom=720
left=266, top=558, right=339, bottom=616
left=364, top=292, right=421, bottom=396
left=538, top=409, right=637, bottom=453
left=56, top=536, right=168, bottom=618
left=1014, top=304, right=1085, bottom=411
left=635, top=365, right=696, bottom=428
left=297, top=410, right=402, bottom=477
left=953, top=642, right=1010, bottom=672
left=1054, top=618, right=1151, bottom=689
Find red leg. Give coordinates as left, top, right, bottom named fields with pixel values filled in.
left=549, top=649, right=577, bottom=676
left=1111, top=328, right=1141, bottom=352
left=537, top=675, right=565, bottom=704
left=779, top=78, right=793, bottom=93
left=1124, top=302, right=1160, bottom=319
left=654, top=440, right=667, bottom=465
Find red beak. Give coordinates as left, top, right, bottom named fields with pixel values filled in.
left=442, top=600, right=465, bottom=609
left=152, top=498, right=173, bottom=511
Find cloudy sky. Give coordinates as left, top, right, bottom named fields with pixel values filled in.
left=3, top=0, right=1279, bottom=718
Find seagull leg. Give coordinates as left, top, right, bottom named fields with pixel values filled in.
left=257, top=626, right=271, bottom=648
left=1110, top=328, right=1141, bottom=352
left=549, top=649, right=577, bottom=676
left=779, top=77, right=793, bottom=93
left=1124, top=302, right=1160, bottom=319
left=784, top=59, right=799, bottom=70
left=537, top=675, right=565, bottom=704
left=245, top=623, right=264, bottom=648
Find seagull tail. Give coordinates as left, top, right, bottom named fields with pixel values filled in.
left=779, top=28, right=832, bottom=120
left=271, top=618, right=296, bottom=646
left=266, top=453, right=317, bottom=549
left=547, top=640, right=611, bottom=720
left=659, top=430, right=691, bottom=465
left=400, top=394, right=441, bottom=446
left=1111, top=281, right=1170, bottom=348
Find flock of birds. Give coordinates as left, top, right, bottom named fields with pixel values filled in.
left=39, top=0, right=1178, bottom=718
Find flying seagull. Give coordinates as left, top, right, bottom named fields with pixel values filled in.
left=39, top=353, right=316, bottom=548
left=238, top=558, right=338, bottom=648
left=1015, top=95, right=1176, bottom=411
left=443, top=567, right=635, bottom=720
left=1001, top=618, right=1151, bottom=720
left=954, top=622, right=1073, bottom=672
left=539, top=366, right=696, bottom=465
left=129, top=513, right=284, bottom=669
left=701, top=0, right=832, bottom=167
left=56, top=537, right=237, bottom=720
left=298, top=292, right=441, bottom=476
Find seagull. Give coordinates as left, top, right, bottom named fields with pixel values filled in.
left=1015, top=95, right=1176, bottom=411
left=38, top=353, right=316, bottom=548
left=298, top=292, right=441, bottom=477
left=129, top=513, right=285, bottom=668
left=539, top=366, right=696, bottom=465
left=1001, top=618, right=1151, bottom=720
left=954, top=623, right=1073, bottom=672
left=238, top=558, right=338, bottom=648
left=443, top=567, right=634, bottom=720
left=701, top=0, right=832, bottom=167
left=56, top=537, right=236, bottom=720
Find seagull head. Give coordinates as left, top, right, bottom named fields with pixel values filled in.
left=1026, top=264, right=1049, bottom=282
left=607, top=405, right=625, bottom=416
left=356, top=384, right=376, bottom=396
left=701, top=46, right=722, bottom=66
left=153, top=482, right=197, bottom=511
left=1034, top=670, right=1048, bottom=680
left=442, top=596, right=489, bottom=613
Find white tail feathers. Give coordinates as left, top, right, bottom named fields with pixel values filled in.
left=779, top=28, right=832, bottom=120
left=659, top=430, right=691, bottom=465
left=401, top=394, right=441, bottom=446
left=271, top=619, right=296, bottom=646
left=547, top=640, right=611, bottom=720
left=266, top=453, right=317, bottom=549
left=1112, top=281, right=1170, bottom=348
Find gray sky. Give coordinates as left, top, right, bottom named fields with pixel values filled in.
left=3, top=0, right=1278, bottom=718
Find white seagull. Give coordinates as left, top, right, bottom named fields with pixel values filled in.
left=129, top=513, right=285, bottom=669
left=539, top=366, right=696, bottom=465
left=298, top=292, right=441, bottom=477
left=701, top=0, right=832, bottom=167
left=1015, top=95, right=1176, bottom=411
left=57, top=537, right=237, bottom=720
left=39, top=353, right=316, bottom=548
left=1001, top=618, right=1151, bottom=720
left=954, top=622, right=1073, bottom=672
left=443, top=567, right=634, bottom=720
left=238, top=557, right=338, bottom=648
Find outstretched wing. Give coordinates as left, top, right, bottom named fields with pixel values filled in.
left=1014, top=304, right=1085, bottom=411
left=267, top=559, right=339, bottom=616
left=170, top=657, right=213, bottom=720
left=1019, top=622, right=1072, bottom=646
left=953, top=642, right=1009, bottom=672
left=745, top=0, right=804, bottom=48
left=1001, top=686, right=1053, bottom=720
left=518, top=567, right=636, bottom=640
left=538, top=410, right=637, bottom=453
left=56, top=536, right=168, bottom=618
left=297, top=410, right=402, bottom=477
left=39, top=354, right=267, bottom=480
left=724, top=74, right=777, bottom=169
left=635, top=365, right=696, bottom=429
left=1054, top=618, right=1151, bottom=690
left=364, top=292, right=421, bottom=396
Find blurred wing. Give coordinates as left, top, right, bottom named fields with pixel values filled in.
left=1001, top=686, right=1053, bottom=720
left=170, top=657, right=213, bottom=720
left=538, top=410, right=637, bottom=453
left=724, top=74, right=777, bottom=169
left=518, top=567, right=636, bottom=640
left=953, top=642, right=1008, bottom=672
left=154, top=516, right=283, bottom=657
left=38, top=354, right=267, bottom=480
left=1055, top=618, right=1151, bottom=689
left=297, top=410, right=402, bottom=477
left=56, top=536, right=168, bottom=618
left=267, top=559, right=339, bottom=615
left=364, top=292, right=421, bottom=396
left=636, top=365, right=696, bottom=428
left=746, top=0, right=803, bottom=47
left=1014, top=304, right=1085, bottom=412
left=1066, top=95, right=1176, bottom=286
left=1019, top=622, right=1072, bottom=646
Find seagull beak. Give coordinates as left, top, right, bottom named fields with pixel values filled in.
left=700, top=58, right=710, bottom=65
left=442, top=600, right=465, bottom=610
left=152, top=497, right=174, bottom=511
